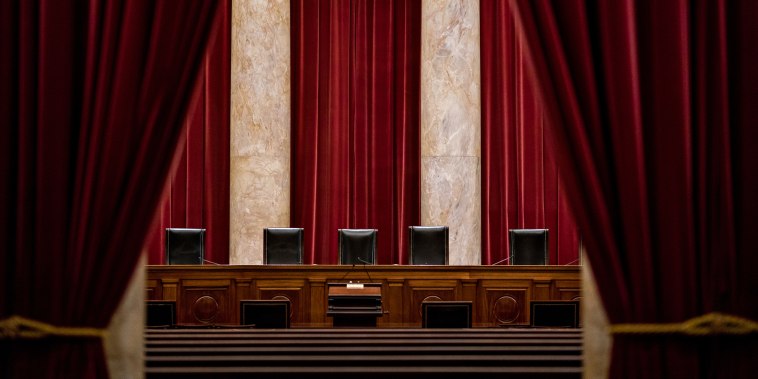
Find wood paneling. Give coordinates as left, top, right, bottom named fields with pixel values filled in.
left=479, top=279, right=531, bottom=326
left=254, top=279, right=307, bottom=324
left=553, top=279, right=581, bottom=301
left=179, top=279, right=233, bottom=324
left=406, top=279, right=458, bottom=325
left=146, top=265, right=580, bottom=327
left=146, top=279, right=160, bottom=300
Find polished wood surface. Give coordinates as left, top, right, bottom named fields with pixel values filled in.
left=328, top=284, right=382, bottom=296
left=146, top=265, right=581, bottom=328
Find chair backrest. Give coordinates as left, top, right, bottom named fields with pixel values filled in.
left=421, top=301, right=472, bottom=328
left=408, top=226, right=449, bottom=265
left=240, top=300, right=291, bottom=328
left=263, top=228, right=304, bottom=264
left=338, top=229, right=377, bottom=265
left=509, top=229, right=548, bottom=265
left=166, top=228, right=205, bottom=265
left=530, top=300, right=580, bottom=328
left=146, top=301, right=176, bottom=327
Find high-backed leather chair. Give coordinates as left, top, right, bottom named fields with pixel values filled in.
left=263, top=228, right=304, bottom=265
left=408, top=226, right=449, bottom=265
left=338, top=229, right=377, bottom=265
left=509, top=228, right=548, bottom=265
left=166, top=228, right=205, bottom=264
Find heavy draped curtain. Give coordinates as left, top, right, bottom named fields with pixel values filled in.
left=511, top=0, right=758, bottom=377
left=291, top=0, right=421, bottom=264
left=146, top=0, right=231, bottom=265
left=481, top=0, right=581, bottom=266
left=0, top=0, right=220, bottom=377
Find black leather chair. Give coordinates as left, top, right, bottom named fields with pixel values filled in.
left=338, top=229, right=377, bottom=265
left=263, top=228, right=304, bottom=265
left=509, top=229, right=548, bottom=265
left=166, top=228, right=205, bottom=265
left=408, top=226, right=449, bottom=265
left=421, top=301, right=472, bottom=328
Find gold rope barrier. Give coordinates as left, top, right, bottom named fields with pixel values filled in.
left=609, top=312, right=758, bottom=336
left=0, top=315, right=107, bottom=340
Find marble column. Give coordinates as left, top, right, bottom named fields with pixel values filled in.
left=230, top=0, right=291, bottom=265
left=421, top=0, right=481, bottom=265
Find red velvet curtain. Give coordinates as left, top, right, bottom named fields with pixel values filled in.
left=511, top=0, right=758, bottom=377
left=146, top=0, right=231, bottom=265
left=291, top=0, right=421, bottom=264
left=481, top=0, right=581, bottom=266
left=0, top=0, right=220, bottom=377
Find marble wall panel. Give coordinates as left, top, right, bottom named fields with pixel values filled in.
left=421, top=0, right=480, bottom=157
left=421, top=157, right=481, bottom=265
left=230, top=0, right=290, bottom=265
left=421, top=0, right=481, bottom=265
left=230, top=156, right=290, bottom=265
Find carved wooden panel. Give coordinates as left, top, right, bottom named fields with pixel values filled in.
left=553, top=280, right=581, bottom=300
left=255, top=279, right=307, bottom=324
left=179, top=279, right=233, bottom=325
left=258, top=289, right=304, bottom=324
left=483, top=289, right=528, bottom=326
left=406, top=280, right=458, bottom=325
left=479, top=280, right=531, bottom=326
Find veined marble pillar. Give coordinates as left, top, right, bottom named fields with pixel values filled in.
left=230, top=0, right=290, bottom=265
left=421, top=0, right=481, bottom=265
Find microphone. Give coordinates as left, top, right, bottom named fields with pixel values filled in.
left=356, top=257, right=373, bottom=282
left=562, top=257, right=581, bottom=266
left=203, top=259, right=222, bottom=265
left=491, top=255, right=512, bottom=265
left=338, top=263, right=357, bottom=281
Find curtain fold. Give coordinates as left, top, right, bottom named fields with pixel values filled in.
left=511, top=0, right=758, bottom=377
left=0, top=0, right=220, bottom=377
left=146, top=0, right=231, bottom=265
left=480, top=0, right=581, bottom=266
left=291, top=0, right=421, bottom=264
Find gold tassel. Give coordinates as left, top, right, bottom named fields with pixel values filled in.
left=0, top=315, right=107, bottom=340
left=609, top=312, right=758, bottom=336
